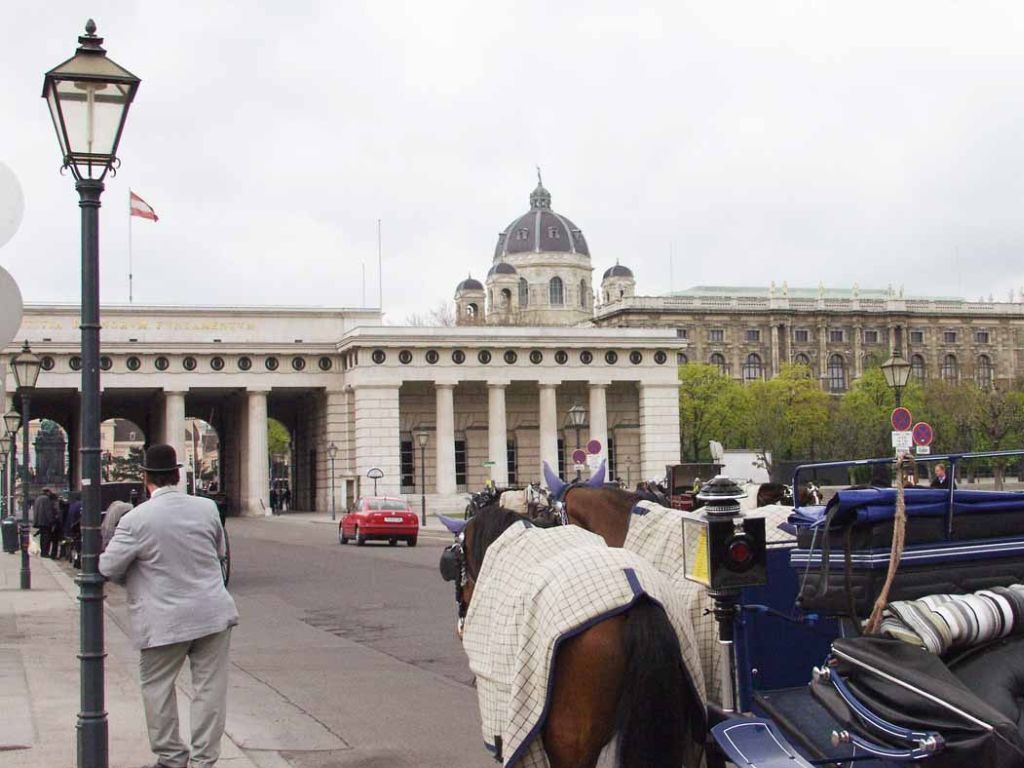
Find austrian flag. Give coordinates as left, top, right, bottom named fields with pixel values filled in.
left=129, top=191, right=159, bottom=222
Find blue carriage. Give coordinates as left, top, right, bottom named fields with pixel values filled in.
left=710, top=450, right=1024, bottom=768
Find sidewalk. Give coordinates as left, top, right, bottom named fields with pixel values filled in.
left=0, top=548, right=259, bottom=768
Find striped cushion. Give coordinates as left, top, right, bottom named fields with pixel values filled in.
left=880, top=584, right=1024, bottom=655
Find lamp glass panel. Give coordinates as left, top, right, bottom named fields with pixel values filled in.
left=681, top=516, right=711, bottom=587
left=50, top=78, right=132, bottom=177
left=3, top=412, right=20, bottom=434
left=416, top=432, right=429, bottom=448
left=12, top=354, right=41, bottom=389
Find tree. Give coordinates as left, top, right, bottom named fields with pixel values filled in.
left=830, top=367, right=924, bottom=463
left=267, top=419, right=291, bottom=455
left=966, top=385, right=1024, bottom=489
left=745, top=364, right=830, bottom=478
left=110, top=446, right=144, bottom=482
left=404, top=300, right=456, bottom=327
left=677, top=364, right=747, bottom=461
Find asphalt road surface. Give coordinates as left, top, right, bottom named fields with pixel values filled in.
left=113, top=516, right=493, bottom=768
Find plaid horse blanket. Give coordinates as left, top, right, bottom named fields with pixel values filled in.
left=462, top=521, right=707, bottom=768
left=627, top=501, right=798, bottom=705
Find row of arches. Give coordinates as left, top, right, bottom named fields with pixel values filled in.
left=681, top=351, right=997, bottom=391
left=492, top=277, right=590, bottom=311
left=3, top=416, right=292, bottom=507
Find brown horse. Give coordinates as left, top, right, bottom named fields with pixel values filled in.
left=439, top=507, right=706, bottom=768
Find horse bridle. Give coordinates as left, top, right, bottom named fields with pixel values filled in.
left=439, top=531, right=478, bottom=638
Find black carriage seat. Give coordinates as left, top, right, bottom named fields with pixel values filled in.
left=950, top=635, right=1024, bottom=742
left=812, top=637, right=1024, bottom=768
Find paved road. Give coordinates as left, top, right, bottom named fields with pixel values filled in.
left=108, top=516, right=490, bottom=768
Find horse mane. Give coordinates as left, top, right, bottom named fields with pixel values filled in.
left=466, top=505, right=532, bottom=579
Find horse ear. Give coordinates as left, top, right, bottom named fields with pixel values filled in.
left=586, top=460, right=607, bottom=487
left=543, top=461, right=568, bottom=496
left=438, top=515, right=468, bottom=535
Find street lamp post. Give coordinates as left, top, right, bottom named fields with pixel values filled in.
left=328, top=442, right=338, bottom=521
left=4, top=410, right=19, bottom=526
left=567, top=402, right=587, bottom=481
left=415, top=431, right=429, bottom=526
left=43, top=20, right=140, bottom=768
left=0, top=432, right=8, bottom=520
left=881, top=351, right=913, bottom=408
left=11, top=342, right=42, bottom=590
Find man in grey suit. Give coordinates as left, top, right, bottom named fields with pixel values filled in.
left=100, top=445, right=238, bottom=768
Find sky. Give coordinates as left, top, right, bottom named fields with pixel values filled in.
left=4, top=1, right=1024, bottom=323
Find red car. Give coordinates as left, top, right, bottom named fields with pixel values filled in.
left=339, top=496, right=419, bottom=547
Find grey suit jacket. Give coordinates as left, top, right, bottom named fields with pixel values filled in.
left=99, top=487, right=238, bottom=650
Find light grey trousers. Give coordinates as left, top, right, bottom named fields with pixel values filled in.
left=139, top=627, right=233, bottom=768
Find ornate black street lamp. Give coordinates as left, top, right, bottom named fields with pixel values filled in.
left=328, top=442, right=338, bottom=521
left=881, top=351, right=913, bottom=408
left=566, top=402, right=587, bottom=480
left=4, top=410, right=18, bottom=524
left=0, top=429, right=8, bottom=520
left=11, top=342, right=42, bottom=589
left=415, top=430, right=429, bottom=525
left=43, top=20, right=140, bottom=768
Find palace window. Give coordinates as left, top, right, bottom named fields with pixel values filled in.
left=400, top=438, right=415, bottom=491
left=794, top=352, right=811, bottom=368
left=677, top=352, right=689, bottom=365
left=829, top=329, right=845, bottom=343
left=863, top=329, right=879, bottom=343
left=910, top=330, right=924, bottom=344
left=708, top=328, right=725, bottom=343
left=580, top=280, right=587, bottom=308
left=975, top=330, right=990, bottom=344
left=710, top=352, right=728, bottom=375
left=976, top=355, right=993, bottom=389
left=827, top=354, right=847, bottom=392
left=557, top=438, right=566, bottom=479
left=455, top=438, right=467, bottom=489
left=794, top=329, right=810, bottom=343
left=507, top=440, right=518, bottom=486
left=944, top=330, right=958, bottom=343
left=518, top=278, right=529, bottom=307
left=745, top=329, right=761, bottom=342
left=941, top=354, right=959, bottom=383
left=548, top=226, right=561, bottom=239
left=549, top=277, right=564, bottom=305
left=742, top=353, right=763, bottom=382
left=911, top=354, right=926, bottom=381
left=676, top=328, right=689, bottom=339
left=515, top=228, right=529, bottom=240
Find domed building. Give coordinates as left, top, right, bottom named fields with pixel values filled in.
left=601, top=262, right=636, bottom=304
left=458, top=175, right=609, bottom=326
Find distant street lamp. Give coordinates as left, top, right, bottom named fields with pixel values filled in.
left=881, top=351, right=913, bottom=408
left=4, top=410, right=19, bottom=523
left=415, top=431, right=429, bottom=525
left=11, top=341, right=42, bottom=590
left=43, top=20, right=140, bottom=768
left=566, top=402, right=588, bottom=480
left=0, top=431, right=8, bottom=519
left=328, top=442, right=338, bottom=521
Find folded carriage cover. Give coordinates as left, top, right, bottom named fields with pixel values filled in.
left=791, top=488, right=1024, bottom=615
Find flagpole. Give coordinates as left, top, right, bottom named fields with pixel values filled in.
left=128, top=189, right=134, bottom=304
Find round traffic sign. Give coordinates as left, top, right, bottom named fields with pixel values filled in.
left=586, top=439, right=602, bottom=455
left=0, top=265, right=23, bottom=350
left=572, top=449, right=587, bottom=464
left=366, top=467, right=384, bottom=480
left=912, top=422, right=934, bottom=447
left=891, top=407, right=913, bottom=432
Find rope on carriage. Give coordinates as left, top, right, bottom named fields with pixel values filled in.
left=865, top=452, right=916, bottom=634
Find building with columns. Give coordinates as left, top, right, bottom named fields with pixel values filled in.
left=1, top=305, right=684, bottom=516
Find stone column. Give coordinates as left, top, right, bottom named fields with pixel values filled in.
left=770, top=324, right=780, bottom=377
left=538, top=383, right=559, bottom=485
left=244, top=390, right=270, bottom=516
left=323, top=390, right=349, bottom=514
left=435, top=383, right=457, bottom=495
left=639, top=383, right=681, bottom=481
left=354, top=384, right=402, bottom=497
left=163, top=391, right=187, bottom=491
left=818, top=323, right=828, bottom=385
left=588, top=383, right=609, bottom=470
left=487, top=383, right=509, bottom=486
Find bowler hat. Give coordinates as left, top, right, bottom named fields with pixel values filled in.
left=139, top=444, right=183, bottom=472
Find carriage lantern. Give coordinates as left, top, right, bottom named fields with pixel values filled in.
left=680, top=475, right=768, bottom=591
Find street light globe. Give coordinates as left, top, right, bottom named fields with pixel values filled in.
left=327, top=442, right=338, bottom=460
left=11, top=341, right=42, bottom=391
left=3, top=410, right=19, bottom=436
left=415, top=430, right=430, bottom=448
left=880, top=352, right=912, bottom=391
left=567, top=402, right=587, bottom=429
left=42, top=20, right=140, bottom=181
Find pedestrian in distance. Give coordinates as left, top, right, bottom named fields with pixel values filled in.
left=99, top=444, right=238, bottom=768
left=100, top=499, right=133, bottom=553
left=32, top=488, right=59, bottom=558
left=930, top=462, right=956, bottom=489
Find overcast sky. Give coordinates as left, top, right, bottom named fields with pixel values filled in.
left=3, top=2, right=1024, bottom=323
